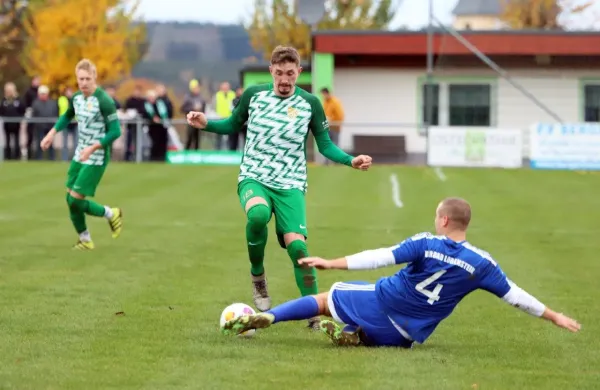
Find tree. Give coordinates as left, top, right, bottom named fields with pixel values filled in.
left=23, top=0, right=146, bottom=93
left=246, top=0, right=396, bottom=61
left=500, top=0, right=593, bottom=30
left=0, top=0, right=43, bottom=92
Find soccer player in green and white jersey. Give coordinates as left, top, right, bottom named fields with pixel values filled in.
left=40, top=59, right=123, bottom=250
left=187, top=46, right=373, bottom=329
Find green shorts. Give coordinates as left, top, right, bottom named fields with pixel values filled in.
left=238, top=179, right=307, bottom=249
left=65, top=161, right=107, bottom=197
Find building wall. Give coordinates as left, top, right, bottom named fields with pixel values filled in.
left=332, top=67, right=598, bottom=155
left=452, top=15, right=503, bottom=30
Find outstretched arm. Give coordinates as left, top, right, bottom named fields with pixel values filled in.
left=202, top=89, right=252, bottom=135
left=312, top=128, right=353, bottom=167
left=480, top=265, right=581, bottom=332
left=299, top=235, right=423, bottom=270
left=309, top=96, right=372, bottom=169
left=52, top=97, right=76, bottom=133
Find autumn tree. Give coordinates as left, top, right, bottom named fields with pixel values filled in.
left=23, top=0, right=146, bottom=93
left=0, top=0, right=45, bottom=91
left=247, top=0, right=396, bottom=61
left=500, top=0, right=593, bottom=29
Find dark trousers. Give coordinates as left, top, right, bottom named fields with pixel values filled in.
left=3, top=123, right=21, bottom=160
left=125, top=125, right=137, bottom=161
left=148, top=125, right=168, bottom=161
left=35, top=127, right=55, bottom=160
left=26, top=123, right=34, bottom=160
left=228, top=131, right=246, bottom=151
left=185, top=125, right=201, bottom=150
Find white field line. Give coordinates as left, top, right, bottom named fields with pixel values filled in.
left=389, top=174, right=404, bottom=208
left=433, top=167, right=447, bottom=182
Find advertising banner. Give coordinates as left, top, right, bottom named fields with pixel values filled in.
left=530, top=123, right=600, bottom=170
left=427, top=127, right=523, bottom=168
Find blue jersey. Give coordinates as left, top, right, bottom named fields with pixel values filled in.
left=375, top=232, right=512, bottom=344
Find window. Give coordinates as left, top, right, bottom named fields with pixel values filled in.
left=448, top=84, right=491, bottom=126
left=584, top=84, right=600, bottom=122
left=421, top=83, right=439, bottom=126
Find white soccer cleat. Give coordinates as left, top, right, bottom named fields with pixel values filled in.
left=251, top=272, right=272, bottom=312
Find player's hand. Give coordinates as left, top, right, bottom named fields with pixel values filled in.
left=298, top=257, right=332, bottom=270
left=552, top=313, right=581, bottom=332
left=79, top=146, right=95, bottom=162
left=351, top=155, right=372, bottom=171
left=186, top=111, right=207, bottom=129
left=40, top=133, right=54, bottom=151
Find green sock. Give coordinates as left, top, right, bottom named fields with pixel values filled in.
left=247, top=225, right=268, bottom=276
left=83, top=199, right=106, bottom=217
left=70, top=197, right=106, bottom=218
left=246, top=204, right=271, bottom=276
left=66, top=194, right=87, bottom=234
left=286, top=239, right=318, bottom=296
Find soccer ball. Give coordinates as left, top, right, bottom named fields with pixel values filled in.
left=219, top=302, right=256, bottom=337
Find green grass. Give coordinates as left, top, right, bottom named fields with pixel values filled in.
left=0, top=162, right=599, bottom=389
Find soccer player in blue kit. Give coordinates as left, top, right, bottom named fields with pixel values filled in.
left=221, top=197, right=581, bottom=347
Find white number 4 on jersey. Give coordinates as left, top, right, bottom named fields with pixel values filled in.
left=416, top=270, right=447, bottom=305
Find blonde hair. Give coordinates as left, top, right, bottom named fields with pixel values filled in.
left=75, top=59, right=97, bottom=77
left=4, top=82, right=17, bottom=96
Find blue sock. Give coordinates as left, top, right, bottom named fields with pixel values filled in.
left=266, top=296, right=319, bottom=323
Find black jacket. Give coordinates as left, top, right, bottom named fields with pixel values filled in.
left=0, top=96, right=26, bottom=118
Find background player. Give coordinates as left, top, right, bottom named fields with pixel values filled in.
left=186, top=45, right=373, bottom=330
left=222, top=197, right=581, bottom=347
left=40, top=59, right=123, bottom=250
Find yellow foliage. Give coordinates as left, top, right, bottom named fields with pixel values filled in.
left=500, top=0, right=592, bottom=29
left=247, top=0, right=396, bottom=61
left=23, top=0, right=145, bottom=92
left=116, top=78, right=184, bottom=118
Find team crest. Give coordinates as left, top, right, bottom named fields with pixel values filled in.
left=87, top=101, right=94, bottom=110
left=287, top=106, right=298, bottom=119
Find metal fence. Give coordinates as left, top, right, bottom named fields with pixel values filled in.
left=0, top=116, right=425, bottom=164
left=0, top=116, right=231, bottom=163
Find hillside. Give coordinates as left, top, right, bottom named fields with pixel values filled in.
left=133, top=22, right=261, bottom=92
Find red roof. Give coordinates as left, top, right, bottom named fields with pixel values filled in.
left=312, top=31, right=600, bottom=56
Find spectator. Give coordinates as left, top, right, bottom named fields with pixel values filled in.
left=23, top=76, right=41, bottom=159
left=155, top=84, right=173, bottom=119
left=124, top=85, right=146, bottom=161
left=181, top=81, right=206, bottom=150
left=31, top=85, right=58, bottom=160
left=105, top=85, right=121, bottom=109
left=228, top=87, right=246, bottom=152
left=58, top=86, right=77, bottom=161
left=213, top=81, right=236, bottom=150
left=0, top=82, right=26, bottom=160
left=320, top=87, right=345, bottom=165
left=143, top=89, right=169, bottom=162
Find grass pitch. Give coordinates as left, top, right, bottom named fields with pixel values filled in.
left=0, top=162, right=598, bottom=389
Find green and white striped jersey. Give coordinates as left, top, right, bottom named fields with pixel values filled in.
left=67, top=88, right=119, bottom=166
left=207, top=84, right=352, bottom=192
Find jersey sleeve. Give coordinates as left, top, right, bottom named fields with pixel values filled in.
left=205, top=87, right=252, bottom=135
left=477, top=261, right=512, bottom=298
left=54, top=96, right=76, bottom=132
left=98, top=94, right=122, bottom=148
left=390, top=233, right=426, bottom=264
left=308, top=95, right=353, bottom=167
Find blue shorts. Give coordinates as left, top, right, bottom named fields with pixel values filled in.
left=328, top=281, right=414, bottom=348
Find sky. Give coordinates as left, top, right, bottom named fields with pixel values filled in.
left=136, top=0, right=459, bottom=29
